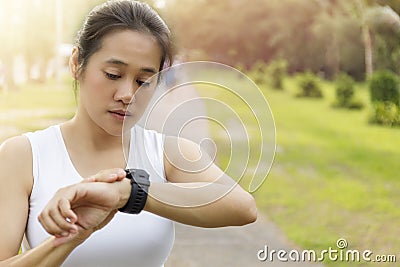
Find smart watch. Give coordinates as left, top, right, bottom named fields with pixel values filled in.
left=118, top=169, right=150, bottom=214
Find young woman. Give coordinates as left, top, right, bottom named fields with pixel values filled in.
left=0, top=1, right=257, bottom=266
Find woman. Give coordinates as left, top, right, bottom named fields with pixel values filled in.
left=0, top=1, right=257, bottom=266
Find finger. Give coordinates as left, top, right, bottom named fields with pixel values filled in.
left=38, top=210, right=68, bottom=237
left=59, top=198, right=79, bottom=232
left=81, top=176, right=96, bottom=183
left=59, top=197, right=77, bottom=222
left=100, top=168, right=126, bottom=182
left=48, top=202, right=77, bottom=234
left=83, top=168, right=126, bottom=183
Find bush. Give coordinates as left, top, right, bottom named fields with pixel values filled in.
left=336, top=73, right=354, bottom=106
left=332, top=73, right=364, bottom=110
left=369, top=71, right=400, bottom=107
left=296, top=71, right=323, bottom=98
left=369, top=101, right=400, bottom=127
left=267, top=59, right=287, bottom=90
left=346, top=99, right=364, bottom=110
left=249, top=61, right=268, bottom=86
left=235, top=63, right=246, bottom=73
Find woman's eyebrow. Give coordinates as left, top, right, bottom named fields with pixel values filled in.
left=105, top=58, right=157, bottom=74
left=105, top=58, right=128, bottom=66
left=141, top=67, right=157, bottom=75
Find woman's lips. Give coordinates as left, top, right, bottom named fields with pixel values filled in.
left=109, top=110, right=132, bottom=121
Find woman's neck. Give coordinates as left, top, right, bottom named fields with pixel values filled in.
left=60, top=116, right=130, bottom=178
left=62, top=114, right=123, bottom=152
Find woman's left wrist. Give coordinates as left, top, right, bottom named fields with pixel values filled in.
left=117, top=178, right=132, bottom=209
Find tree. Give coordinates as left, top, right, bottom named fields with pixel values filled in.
left=163, top=0, right=399, bottom=79
left=349, top=0, right=400, bottom=78
left=366, top=5, right=400, bottom=74
left=163, top=0, right=274, bottom=67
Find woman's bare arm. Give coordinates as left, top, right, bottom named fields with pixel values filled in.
left=0, top=136, right=33, bottom=261
left=38, top=136, right=257, bottom=241
left=0, top=137, right=117, bottom=266
left=143, top=136, right=257, bottom=227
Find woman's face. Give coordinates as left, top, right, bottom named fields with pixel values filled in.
left=76, top=29, right=162, bottom=136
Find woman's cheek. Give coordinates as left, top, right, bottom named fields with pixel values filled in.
left=87, top=72, right=109, bottom=94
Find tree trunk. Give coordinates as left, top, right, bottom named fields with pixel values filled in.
left=362, top=24, right=373, bottom=78
left=355, top=0, right=374, bottom=78
left=327, top=34, right=340, bottom=79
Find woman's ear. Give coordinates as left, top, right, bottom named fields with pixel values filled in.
left=69, top=47, right=80, bottom=80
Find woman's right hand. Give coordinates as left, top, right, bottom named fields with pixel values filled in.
left=38, top=168, right=130, bottom=246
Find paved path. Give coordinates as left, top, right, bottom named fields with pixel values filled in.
left=165, top=214, right=324, bottom=267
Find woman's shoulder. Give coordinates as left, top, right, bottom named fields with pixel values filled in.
left=0, top=135, right=33, bottom=190
left=0, top=135, right=32, bottom=159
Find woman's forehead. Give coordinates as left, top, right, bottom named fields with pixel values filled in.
left=92, top=30, right=162, bottom=70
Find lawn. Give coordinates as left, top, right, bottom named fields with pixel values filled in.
left=253, top=77, right=400, bottom=266
left=1, top=76, right=399, bottom=266
left=0, top=79, right=76, bottom=141
left=194, top=73, right=399, bottom=266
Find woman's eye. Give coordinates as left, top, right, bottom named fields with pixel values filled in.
left=137, top=80, right=151, bottom=87
left=105, top=72, right=121, bottom=80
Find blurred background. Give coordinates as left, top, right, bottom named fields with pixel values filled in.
left=1, top=0, right=400, bottom=266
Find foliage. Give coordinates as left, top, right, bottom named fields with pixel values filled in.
left=335, top=73, right=355, bottom=105
left=332, top=73, right=364, bottom=109
left=1, top=0, right=400, bottom=90
left=366, top=5, right=400, bottom=74
left=234, top=63, right=246, bottom=74
left=368, top=71, right=400, bottom=126
left=369, top=101, right=400, bottom=126
left=164, top=0, right=400, bottom=81
left=248, top=61, right=268, bottom=87
left=296, top=72, right=323, bottom=98
left=163, top=0, right=275, bottom=67
left=266, top=59, right=288, bottom=90
left=369, top=70, right=400, bottom=106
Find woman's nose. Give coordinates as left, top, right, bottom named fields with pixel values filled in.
left=114, top=81, right=138, bottom=104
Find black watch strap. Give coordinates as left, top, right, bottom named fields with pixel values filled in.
left=118, top=169, right=150, bottom=214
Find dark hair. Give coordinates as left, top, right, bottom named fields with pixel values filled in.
left=74, top=0, right=174, bottom=78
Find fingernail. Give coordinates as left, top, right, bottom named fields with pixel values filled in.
left=117, top=169, right=125, bottom=176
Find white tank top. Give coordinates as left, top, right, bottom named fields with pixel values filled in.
left=23, top=125, right=174, bottom=267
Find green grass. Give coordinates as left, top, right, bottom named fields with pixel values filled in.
left=253, top=77, right=400, bottom=266
left=0, top=79, right=76, bottom=142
